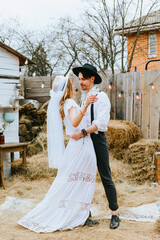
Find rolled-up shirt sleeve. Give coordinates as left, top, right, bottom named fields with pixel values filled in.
left=92, top=92, right=111, bottom=132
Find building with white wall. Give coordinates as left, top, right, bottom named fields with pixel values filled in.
left=0, top=41, right=35, bottom=177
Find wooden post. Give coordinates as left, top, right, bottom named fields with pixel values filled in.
left=142, top=70, right=151, bottom=138
left=116, top=73, right=125, bottom=119
left=114, top=74, right=118, bottom=120
left=11, top=152, right=14, bottom=162
left=149, top=69, right=160, bottom=139
left=20, top=77, right=25, bottom=97
left=0, top=164, right=5, bottom=189
left=134, top=71, right=141, bottom=127
left=121, top=73, right=126, bottom=120
left=0, top=150, right=5, bottom=189
left=108, top=74, right=116, bottom=119
left=125, top=72, right=133, bottom=121
left=22, top=146, right=27, bottom=166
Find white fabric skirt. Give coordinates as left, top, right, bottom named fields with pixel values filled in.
left=18, top=136, right=97, bottom=233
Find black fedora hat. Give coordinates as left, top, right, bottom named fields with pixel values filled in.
left=72, top=63, right=102, bottom=84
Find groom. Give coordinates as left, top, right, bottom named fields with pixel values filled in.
left=71, top=63, right=119, bottom=229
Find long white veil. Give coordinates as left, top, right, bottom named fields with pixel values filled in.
left=47, top=75, right=68, bottom=169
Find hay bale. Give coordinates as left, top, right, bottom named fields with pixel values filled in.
left=111, top=149, right=127, bottom=161
left=11, top=154, right=57, bottom=180
left=27, top=131, right=47, bottom=156
left=26, top=123, right=70, bottom=157
left=126, top=139, right=160, bottom=183
left=155, top=219, right=160, bottom=233
left=106, top=120, right=141, bottom=150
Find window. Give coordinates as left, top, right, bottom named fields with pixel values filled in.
left=148, top=33, right=157, bottom=58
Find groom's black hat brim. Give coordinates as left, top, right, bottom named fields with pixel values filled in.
left=72, top=63, right=102, bottom=84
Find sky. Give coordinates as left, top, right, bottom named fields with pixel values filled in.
left=0, top=0, right=87, bottom=30
left=0, top=0, right=159, bottom=30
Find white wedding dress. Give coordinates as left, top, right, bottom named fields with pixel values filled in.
left=18, top=99, right=97, bottom=233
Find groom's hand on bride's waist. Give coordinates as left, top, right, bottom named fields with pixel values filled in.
left=70, top=131, right=83, bottom=140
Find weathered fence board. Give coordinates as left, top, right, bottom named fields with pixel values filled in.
left=149, top=69, right=160, bottom=139
left=108, top=75, right=116, bottom=120
left=142, top=69, right=160, bottom=139
left=142, top=70, right=151, bottom=138
left=99, top=73, right=116, bottom=119
left=125, top=72, right=133, bottom=121
left=115, top=73, right=125, bottom=120
left=25, top=88, right=50, bottom=93
left=25, top=91, right=50, bottom=97
left=25, top=82, right=51, bottom=88
left=133, top=72, right=141, bottom=127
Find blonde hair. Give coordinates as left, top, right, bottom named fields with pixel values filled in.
left=59, top=78, right=73, bottom=120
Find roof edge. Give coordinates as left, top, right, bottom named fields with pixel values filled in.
left=0, top=41, right=36, bottom=66
left=114, top=23, right=160, bottom=35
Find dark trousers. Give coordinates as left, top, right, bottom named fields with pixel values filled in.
left=90, top=131, right=118, bottom=211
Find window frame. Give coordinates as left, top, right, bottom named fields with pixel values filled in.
left=148, top=33, right=157, bottom=58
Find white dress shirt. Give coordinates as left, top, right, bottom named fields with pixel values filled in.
left=81, top=86, right=111, bottom=133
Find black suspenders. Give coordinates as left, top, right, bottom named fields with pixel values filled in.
left=91, top=90, right=101, bottom=124
left=91, top=103, right=94, bottom=124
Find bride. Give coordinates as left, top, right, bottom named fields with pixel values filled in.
left=18, top=75, right=98, bottom=233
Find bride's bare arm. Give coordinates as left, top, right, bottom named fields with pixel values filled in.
left=68, top=105, right=87, bottom=128
left=70, top=124, right=98, bottom=140
left=68, top=95, right=97, bottom=128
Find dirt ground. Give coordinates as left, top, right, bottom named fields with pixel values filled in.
left=0, top=152, right=160, bottom=240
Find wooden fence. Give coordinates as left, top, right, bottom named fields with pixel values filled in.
left=20, top=70, right=160, bottom=139
left=142, top=69, right=160, bottom=139
left=99, top=69, right=160, bottom=139
left=20, top=76, right=55, bottom=103
left=97, top=71, right=142, bottom=127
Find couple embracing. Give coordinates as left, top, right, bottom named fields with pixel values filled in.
left=18, top=63, right=120, bottom=233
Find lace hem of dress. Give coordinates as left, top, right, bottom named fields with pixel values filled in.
left=18, top=218, right=57, bottom=233
left=18, top=200, right=89, bottom=233
left=68, top=172, right=96, bottom=183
